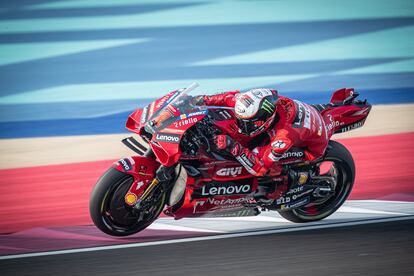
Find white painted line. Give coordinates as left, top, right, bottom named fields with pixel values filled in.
left=337, top=206, right=410, bottom=216
left=1, top=215, right=413, bottom=260
left=148, top=222, right=223, bottom=233
left=194, top=215, right=289, bottom=223
left=353, top=200, right=414, bottom=205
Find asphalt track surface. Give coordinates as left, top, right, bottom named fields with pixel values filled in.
left=1, top=219, right=413, bottom=276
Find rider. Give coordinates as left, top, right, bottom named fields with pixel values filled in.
left=193, top=88, right=329, bottom=177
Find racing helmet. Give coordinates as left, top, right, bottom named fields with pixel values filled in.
left=234, top=89, right=278, bottom=137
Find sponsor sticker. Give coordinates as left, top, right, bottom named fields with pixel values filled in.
left=206, top=197, right=249, bottom=206
left=272, top=140, right=286, bottom=149
left=174, top=117, right=198, bottom=128
left=293, top=101, right=312, bottom=129
left=276, top=196, right=291, bottom=205
left=192, top=197, right=251, bottom=213
left=136, top=181, right=145, bottom=191
left=275, top=187, right=313, bottom=206
left=326, top=114, right=345, bottom=132
left=119, top=158, right=132, bottom=171
left=188, top=110, right=208, bottom=117
left=340, top=121, right=364, bottom=133
left=292, top=189, right=313, bottom=200
left=194, top=182, right=252, bottom=197
left=178, top=110, right=207, bottom=120
left=281, top=197, right=310, bottom=210
left=279, top=149, right=304, bottom=160
left=125, top=193, right=138, bottom=205
left=140, top=106, right=149, bottom=124
left=155, top=132, right=181, bottom=143
left=286, top=185, right=304, bottom=195
left=327, top=120, right=343, bottom=131
left=202, top=184, right=251, bottom=196
left=268, top=151, right=280, bottom=162
left=292, top=101, right=305, bottom=128
left=166, top=91, right=180, bottom=104
left=155, top=91, right=178, bottom=109
left=155, top=96, right=169, bottom=110
left=216, top=167, right=243, bottom=177
left=239, top=153, right=254, bottom=168
left=303, top=106, right=311, bottom=129
left=148, top=102, right=156, bottom=118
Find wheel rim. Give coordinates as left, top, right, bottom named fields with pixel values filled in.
left=292, top=157, right=353, bottom=220
left=100, top=176, right=165, bottom=235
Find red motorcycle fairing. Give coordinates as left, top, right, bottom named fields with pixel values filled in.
left=149, top=111, right=209, bottom=166
left=112, top=156, right=160, bottom=206
left=319, top=89, right=371, bottom=137
left=150, top=90, right=182, bottom=118
left=323, top=104, right=371, bottom=137
left=164, top=160, right=260, bottom=219
left=330, top=88, right=355, bottom=103
left=125, top=89, right=182, bottom=136
left=165, top=180, right=259, bottom=219
left=125, top=108, right=143, bottom=135
left=126, top=89, right=210, bottom=167
left=166, top=191, right=258, bottom=219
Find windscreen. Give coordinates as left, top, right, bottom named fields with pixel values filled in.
left=144, top=83, right=203, bottom=134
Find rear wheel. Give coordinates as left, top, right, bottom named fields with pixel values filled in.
left=278, top=140, right=355, bottom=223
left=90, top=168, right=165, bottom=236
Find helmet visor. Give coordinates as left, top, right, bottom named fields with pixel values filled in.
left=236, top=109, right=271, bottom=136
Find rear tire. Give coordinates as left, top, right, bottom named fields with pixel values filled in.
left=90, top=168, right=165, bottom=236
left=278, top=140, right=355, bottom=223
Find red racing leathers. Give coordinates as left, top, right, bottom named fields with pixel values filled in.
left=202, top=91, right=329, bottom=176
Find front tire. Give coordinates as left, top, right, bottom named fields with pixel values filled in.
left=90, top=168, right=165, bottom=236
left=278, top=140, right=355, bottom=223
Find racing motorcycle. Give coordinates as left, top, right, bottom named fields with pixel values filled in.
left=90, top=83, right=371, bottom=236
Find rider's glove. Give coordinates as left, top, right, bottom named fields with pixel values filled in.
left=214, top=134, right=234, bottom=150
left=191, top=95, right=205, bottom=106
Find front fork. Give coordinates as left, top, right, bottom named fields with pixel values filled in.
left=133, top=165, right=175, bottom=209
left=114, top=145, right=174, bottom=208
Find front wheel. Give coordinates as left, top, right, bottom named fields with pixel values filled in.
left=278, top=140, right=355, bottom=223
left=90, top=168, right=165, bottom=236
